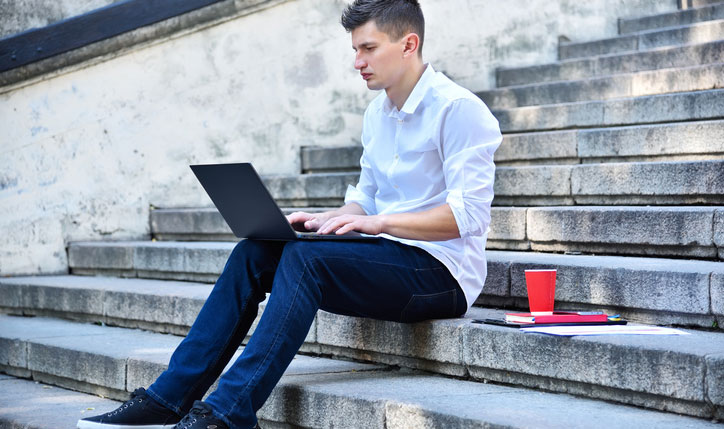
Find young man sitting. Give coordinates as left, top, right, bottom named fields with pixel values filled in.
left=78, top=0, right=501, bottom=428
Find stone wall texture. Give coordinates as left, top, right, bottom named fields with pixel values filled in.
left=0, top=0, right=123, bottom=38
left=0, top=0, right=679, bottom=275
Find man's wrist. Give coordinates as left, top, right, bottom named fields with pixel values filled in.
left=377, top=214, right=389, bottom=235
left=325, top=209, right=341, bottom=220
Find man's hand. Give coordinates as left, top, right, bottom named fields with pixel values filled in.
left=286, top=211, right=333, bottom=232
left=286, top=203, right=368, bottom=232
left=317, top=214, right=385, bottom=236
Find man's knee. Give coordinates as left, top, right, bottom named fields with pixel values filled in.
left=273, top=241, right=329, bottom=301
left=223, top=240, right=285, bottom=282
left=276, top=241, right=337, bottom=287
left=278, top=241, right=320, bottom=268
left=277, top=242, right=331, bottom=283
left=228, top=239, right=275, bottom=264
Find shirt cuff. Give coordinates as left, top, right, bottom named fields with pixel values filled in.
left=344, top=185, right=376, bottom=215
left=446, top=189, right=471, bottom=238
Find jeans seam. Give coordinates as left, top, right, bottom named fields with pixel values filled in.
left=145, top=387, right=182, bottom=416
left=179, top=305, right=248, bottom=412
left=220, top=256, right=320, bottom=421
left=400, top=289, right=456, bottom=322
left=452, top=289, right=458, bottom=316
left=191, top=248, right=277, bottom=425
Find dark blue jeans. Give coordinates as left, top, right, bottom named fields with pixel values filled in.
left=147, top=238, right=466, bottom=428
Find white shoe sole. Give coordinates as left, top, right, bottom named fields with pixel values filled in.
left=77, top=421, right=176, bottom=429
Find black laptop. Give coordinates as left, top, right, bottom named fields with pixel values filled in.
left=190, top=163, right=379, bottom=241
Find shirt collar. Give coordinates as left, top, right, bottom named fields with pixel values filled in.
left=382, top=63, right=435, bottom=116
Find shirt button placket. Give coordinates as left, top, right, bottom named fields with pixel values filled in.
left=392, top=117, right=402, bottom=191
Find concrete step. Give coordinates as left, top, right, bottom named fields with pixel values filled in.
left=0, top=275, right=213, bottom=336
left=0, top=275, right=318, bottom=349
left=559, top=19, right=724, bottom=60
left=68, top=241, right=236, bottom=283
left=149, top=206, right=724, bottom=260
left=0, top=375, right=121, bottom=429
left=686, top=0, right=724, bottom=8
left=688, top=0, right=724, bottom=7
left=496, top=120, right=724, bottom=166
left=0, top=312, right=722, bottom=422
left=482, top=250, right=724, bottom=328
left=497, top=40, right=724, bottom=87
left=261, top=172, right=359, bottom=208
left=301, top=145, right=363, bottom=173
left=620, top=3, right=724, bottom=34
left=480, top=62, right=724, bottom=108
left=65, top=241, right=724, bottom=327
left=259, top=159, right=724, bottom=207
left=493, top=88, right=724, bottom=133
left=3, top=375, right=717, bottom=429
left=495, top=160, right=724, bottom=206
left=300, top=121, right=724, bottom=170
left=489, top=206, right=724, bottom=259
left=150, top=206, right=334, bottom=242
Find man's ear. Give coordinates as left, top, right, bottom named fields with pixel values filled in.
left=401, top=33, right=420, bottom=57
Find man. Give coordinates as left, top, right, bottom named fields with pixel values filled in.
left=78, top=0, right=501, bottom=428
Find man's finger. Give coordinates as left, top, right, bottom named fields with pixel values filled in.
left=335, top=218, right=361, bottom=235
left=288, top=212, right=320, bottom=232
left=320, top=216, right=348, bottom=234
left=319, top=216, right=342, bottom=233
left=336, top=222, right=355, bottom=235
left=318, top=220, right=337, bottom=235
left=286, top=211, right=309, bottom=223
left=304, top=218, right=322, bottom=231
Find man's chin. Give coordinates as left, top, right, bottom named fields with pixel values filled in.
left=365, top=79, right=383, bottom=90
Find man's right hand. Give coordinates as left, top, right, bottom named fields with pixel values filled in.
left=286, top=203, right=367, bottom=233
left=286, top=211, right=334, bottom=232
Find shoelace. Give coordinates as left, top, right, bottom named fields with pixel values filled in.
left=176, top=404, right=214, bottom=429
left=107, top=388, right=146, bottom=417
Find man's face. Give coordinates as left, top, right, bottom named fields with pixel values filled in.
left=351, top=21, right=407, bottom=91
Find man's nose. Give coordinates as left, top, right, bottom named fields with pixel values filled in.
left=354, top=55, right=366, bottom=70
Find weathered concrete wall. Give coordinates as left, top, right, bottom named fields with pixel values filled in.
left=424, top=0, right=680, bottom=90
left=0, top=0, right=123, bottom=38
left=0, top=0, right=679, bottom=275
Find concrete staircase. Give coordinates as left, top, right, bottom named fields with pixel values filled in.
left=2, top=3, right=724, bottom=428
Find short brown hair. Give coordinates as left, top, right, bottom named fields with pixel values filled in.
left=341, top=0, right=425, bottom=55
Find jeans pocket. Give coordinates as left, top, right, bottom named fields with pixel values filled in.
left=399, top=289, right=457, bottom=323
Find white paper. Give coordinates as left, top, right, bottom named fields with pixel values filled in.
left=520, top=325, right=690, bottom=336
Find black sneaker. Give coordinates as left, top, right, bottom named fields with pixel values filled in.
left=77, top=387, right=182, bottom=428
left=173, top=401, right=228, bottom=429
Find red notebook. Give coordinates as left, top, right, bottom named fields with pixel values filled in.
left=505, top=311, right=609, bottom=325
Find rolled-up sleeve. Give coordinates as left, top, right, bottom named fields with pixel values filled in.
left=441, top=99, right=502, bottom=238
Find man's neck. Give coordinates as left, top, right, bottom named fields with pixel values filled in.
left=386, top=61, right=427, bottom=111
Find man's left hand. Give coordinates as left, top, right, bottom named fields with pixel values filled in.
left=317, top=214, right=384, bottom=236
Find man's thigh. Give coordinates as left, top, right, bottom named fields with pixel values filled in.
left=278, top=238, right=465, bottom=323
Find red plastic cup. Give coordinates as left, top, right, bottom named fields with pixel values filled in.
left=524, top=269, right=557, bottom=315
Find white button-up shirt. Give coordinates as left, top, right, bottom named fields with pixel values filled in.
left=344, top=64, right=502, bottom=309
